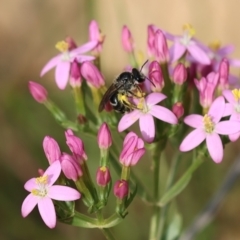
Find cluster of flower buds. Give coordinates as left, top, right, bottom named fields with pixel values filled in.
left=25, top=19, right=240, bottom=239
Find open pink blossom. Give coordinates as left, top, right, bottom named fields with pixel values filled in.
left=180, top=96, right=240, bottom=163
left=21, top=161, right=80, bottom=228
left=223, top=89, right=240, bottom=141
left=40, top=40, right=97, bottom=89
left=166, top=24, right=210, bottom=65
left=118, top=93, right=178, bottom=143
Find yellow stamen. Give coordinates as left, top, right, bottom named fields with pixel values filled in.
left=55, top=41, right=69, bottom=52
left=183, top=23, right=196, bottom=37
left=100, top=166, right=107, bottom=172
left=232, top=89, right=240, bottom=101
left=137, top=98, right=145, bottom=110
left=209, top=40, right=221, bottom=51
left=35, top=175, right=48, bottom=184
left=203, top=114, right=214, bottom=133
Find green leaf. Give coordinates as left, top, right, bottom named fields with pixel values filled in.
left=166, top=214, right=182, bottom=240
left=159, top=156, right=204, bottom=206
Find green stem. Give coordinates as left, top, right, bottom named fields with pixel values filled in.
left=72, top=86, right=86, bottom=116
left=149, top=142, right=163, bottom=240
left=100, top=228, right=117, bottom=240
left=157, top=153, right=181, bottom=239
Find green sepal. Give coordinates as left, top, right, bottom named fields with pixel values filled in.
left=54, top=200, right=75, bottom=223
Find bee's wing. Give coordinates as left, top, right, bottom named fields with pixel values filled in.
left=98, top=84, right=118, bottom=112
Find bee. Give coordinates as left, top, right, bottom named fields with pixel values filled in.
left=98, top=60, right=150, bottom=113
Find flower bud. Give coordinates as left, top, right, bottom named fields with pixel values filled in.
left=69, top=59, right=82, bottom=87
left=97, top=123, right=112, bottom=149
left=121, top=25, right=134, bottom=53
left=38, top=169, right=44, bottom=176
left=173, top=63, right=187, bottom=85
left=80, top=61, right=105, bottom=88
left=154, top=29, right=169, bottom=63
left=96, top=166, right=111, bottom=186
left=61, top=153, right=83, bottom=181
left=43, top=136, right=61, bottom=164
left=65, top=37, right=77, bottom=50
left=29, top=81, right=48, bottom=103
left=147, top=25, right=156, bottom=56
left=172, top=102, right=184, bottom=119
left=148, top=61, right=164, bottom=92
left=89, top=20, right=105, bottom=54
left=218, top=58, right=229, bottom=90
left=114, top=180, right=129, bottom=199
left=120, top=132, right=145, bottom=166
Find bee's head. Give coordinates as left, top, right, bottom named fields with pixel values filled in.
left=132, top=68, right=145, bottom=83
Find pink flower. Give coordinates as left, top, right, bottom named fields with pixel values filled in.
left=40, top=40, right=97, bottom=90
left=97, top=122, right=112, bottom=149
left=28, top=81, right=48, bottom=103
left=121, top=25, right=134, bottom=53
left=172, top=102, right=184, bottom=119
left=114, top=180, right=129, bottom=199
left=96, top=166, right=111, bottom=186
left=69, top=59, right=82, bottom=88
left=167, top=24, right=210, bottom=65
left=118, top=93, right=178, bottom=143
left=89, top=20, right=105, bottom=54
left=172, top=63, right=187, bottom=85
left=147, top=25, right=156, bottom=57
left=148, top=61, right=164, bottom=92
left=194, top=72, right=219, bottom=108
left=43, top=136, right=61, bottom=164
left=154, top=29, right=169, bottom=63
left=179, top=96, right=240, bottom=163
left=119, top=132, right=145, bottom=166
left=21, top=161, right=81, bottom=228
left=223, top=89, right=240, bottom=141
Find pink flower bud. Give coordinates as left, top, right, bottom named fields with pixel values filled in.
left=218, top=58, right=229, bottom=90
left=120, top=132, right=145, bottom=166
left=154, top=29, right=169, bottom=63
left=65, top=37, right=77, bottom=50
left=172, top=102, right=184, bottom=119
left=43, top=136, right=61, bottom=164
left=97, top=123, right=112, bottom=149
left=89, top=20, right=105, bottom=54
left=80, top=61, right=105, bottom=88
left=148, top=61, right=164, bottom=92
left=61, top=153, right=83, bottom=181
left=65, top=130, right=87, bottom=163
left=96, top=166, right=111, bottom=186
left=114, top=180, right=129, bottom=199
left=38, top=169, right=44, bottom=176
left=28, top=81, right=48, bottom=103
left=121, top=25, right=134, bottom=53
left=69, top=59, right=82, bottom=87
left=173, top=63, right=187, bottom=85
left=147, top=25, right=156, bottom=56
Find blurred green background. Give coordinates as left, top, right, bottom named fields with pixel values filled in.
left=1, top=0, right=240, bottom=239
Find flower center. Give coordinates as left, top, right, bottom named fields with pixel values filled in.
left=100, top=166, right=107, bottom=172
left=209, top=40, right=221, bottom=52
left=137, top=98, right=149, bottom=113
left=31, top=175, right=48, bottom=197
left=203, top=114, right=215, bottom=133
left=55, top=41, right=71, bottom=61
left=180, top=24, right=196, bottom=46
left=232, top=89, right=240, bottom=113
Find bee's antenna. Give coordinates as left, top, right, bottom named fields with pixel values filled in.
left=140, top=59, right=149, bottom=73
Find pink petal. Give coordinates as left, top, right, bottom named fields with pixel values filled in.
left=184, top=114, right=203, bottom=128
left=179, top=129, right=206, bottom=152
left=206, top=133, right=223, bottom=163
left=75, top=55, right=95, bottom=63
left=187, top=43, right=211, bottom=65
left=55, top=61, right=71, bottom=89
left=145, top=92, right=167, bottom=106
left=223, top=103, right=233, bottom=117
left=228, top=59, right=240, bottom=67
left=139, top=114, right=155, bottom=143
left=123, top=132, right=138, bottom=145
left=218, top=45, right=234, bottom=56
left=215, top=120, right=240, bottom=135
left=21, top=193, right=38, bottom=217
left=222, top=90, right=235, bottom=104
left=44, top=160, right=61, bottom=186
left=208, top=96, right=225, bottom=123
left=24, top=178, right=37, bottom=192
left=229, top=131, right=240, bottom=142
left=130, top=149, right=146, bottom=166
left=40, top=55, right=61, bottom=77
left=150, top=105, right=178, bottom=124
left=71, top=41, right=98, bottom=55
left=38, top=198, right=56, bottom=228
left=48, top=185, right=81, bottom=201
left=169, top=41, right=186, bottom=62
left=118, top=110, right=142, bottom=132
